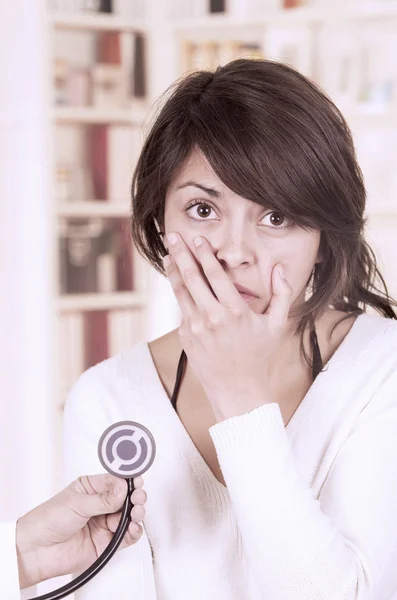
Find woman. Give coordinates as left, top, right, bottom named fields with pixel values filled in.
left=63, top=58, right=397, bottom=599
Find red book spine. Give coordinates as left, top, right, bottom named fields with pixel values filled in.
left=96, top=32, right=121, bottom=64
left=87, top=125, right=108, bottom=200
left=84, top=310, right=109, bottom=368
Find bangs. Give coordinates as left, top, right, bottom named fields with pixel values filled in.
left=183, top=95, right=334, bottom=232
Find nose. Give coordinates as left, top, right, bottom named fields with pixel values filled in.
left=213, top=233, right=256, bottom=270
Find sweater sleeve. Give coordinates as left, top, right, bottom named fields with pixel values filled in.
left=62, top=370, right=157, bottom=600
left=208, top=378, right=397, bottom=599
left=0, top=522, right=37, bottom=600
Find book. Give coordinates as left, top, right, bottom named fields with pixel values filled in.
left=84, top=310, right=109, bottom=368
left=133, top=33, right=146, bottom=98
left=59, top=218, right=104, bottom=294
left=87, top=125, right=108, bottom=200
left=180, top=39, right=264, bottom=73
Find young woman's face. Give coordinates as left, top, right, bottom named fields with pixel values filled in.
left=163, top=149, right=321, bottom=316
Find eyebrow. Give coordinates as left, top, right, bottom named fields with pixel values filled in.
left=175, top=181, right=221, bottom=198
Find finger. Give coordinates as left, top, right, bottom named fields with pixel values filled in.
left=193, top=236, right=246, bottom=312
left=133, top=476, right=144, bottom=488
left=121, top=522, right=143, bottom=548
left=130, top=504, right=146, bottom=523
left=74, top=473, right=127, bottom=497
left=165, top=232, right=220, bottom=315
left=131, top=488, right=147, bottom=506
left=106, top=503, right=145, bottom=533
left=163, top=253, right=197, bottom=320
left=106, top=513, right=143, bottom=547
left=265, top=264, right=293, bottom=327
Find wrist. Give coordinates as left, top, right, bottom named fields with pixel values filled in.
left=16, top=517, right=41, bottom=589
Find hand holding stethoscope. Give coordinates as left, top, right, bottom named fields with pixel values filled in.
left=17, top=473, right=146, bottom=589
left=28, top=421, right=156, bottom=600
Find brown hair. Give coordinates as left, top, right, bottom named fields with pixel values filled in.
left=130, top=58, right=397, bottom=370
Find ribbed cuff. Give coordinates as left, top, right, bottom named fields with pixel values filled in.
left=209, top=401, right=285, bottom=451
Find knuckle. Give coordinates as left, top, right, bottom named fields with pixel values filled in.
left=188, top=317, right=205, bottom=335
left=206, top=312, right=223, bottom=329
left=228, top=305, right=244, bottom=318
left=101, top=490, right=115, bottom=510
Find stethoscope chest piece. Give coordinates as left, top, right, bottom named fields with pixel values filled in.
left=97, top=420, right=157, bottom=479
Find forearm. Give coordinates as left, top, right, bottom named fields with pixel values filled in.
left=209, top=402, right=374, bottom=599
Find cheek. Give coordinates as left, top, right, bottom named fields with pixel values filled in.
left=268, top=234, right=320, bottom=294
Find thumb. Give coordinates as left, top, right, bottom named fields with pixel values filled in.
left=71, top=474, right=128, bottom=518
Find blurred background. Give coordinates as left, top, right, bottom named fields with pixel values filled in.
left=1, top=0, right=397, bottom=591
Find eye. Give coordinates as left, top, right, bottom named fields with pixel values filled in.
left=261, top=211, right=293, bottom=230
left=185, top=200, right=217, bottom=222
left=185, top=201, right=293, bottom=231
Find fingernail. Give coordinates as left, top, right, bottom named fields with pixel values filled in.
left=167, top=233, right=178, bottom=246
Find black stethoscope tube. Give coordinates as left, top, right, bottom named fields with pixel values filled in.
left=29, top=477, right=135, bottom=600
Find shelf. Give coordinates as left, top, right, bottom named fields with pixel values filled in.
left=48, top=12, right=147, bottom=32
left=53, top=106, right=147, bottom=125
left=57, top=291, right=147, bottom=312
left=57, top=201, right=130, bottom=218
left=172, top=1, right=397, bottom=32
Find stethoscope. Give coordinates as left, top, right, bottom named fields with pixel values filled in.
left=29, top=420, right=157, bottom=600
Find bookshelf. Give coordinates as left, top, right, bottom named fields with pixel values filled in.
left=45, top=0, right=397, bottom=469
left=43, top=0, right=396, bottom=450
left=44, top=4, right=158, bottom=534
left=1, top=0, right=396, bottom=595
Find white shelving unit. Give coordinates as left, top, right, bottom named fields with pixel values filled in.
left=43, top=11, right=157, bottom=542
left=53, top=105, right=147, bottom=123
left=57, top=290, right=146, bottom=312
left=4, top=0, right=396, bottom=533
left=57, top=200, right=130, bottom=217
left=2, top=1, right=397, bottom=594
left=171, top=1, right=397, bottom=30
left=47, top=0, right=397, bottom=460
left=48, top=11, right=147, bottom=31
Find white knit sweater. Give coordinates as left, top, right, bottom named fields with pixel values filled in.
left=5, top=312, right=397, bottom=599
